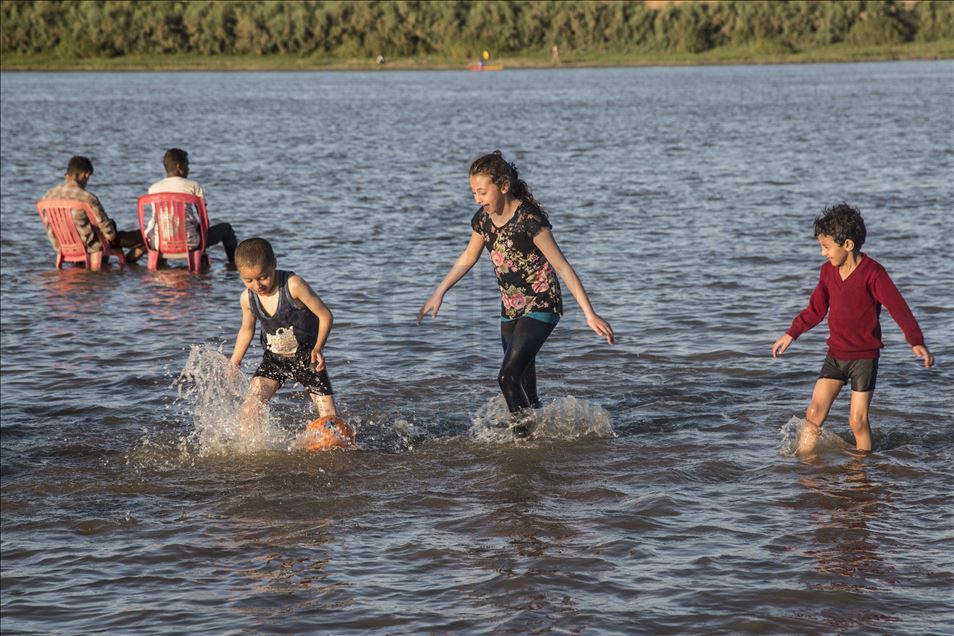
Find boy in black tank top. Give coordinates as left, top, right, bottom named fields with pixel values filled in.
left=229, top=238, right=342, bottom=442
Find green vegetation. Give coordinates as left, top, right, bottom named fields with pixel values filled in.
left=2, top=0, right=952, bottom=70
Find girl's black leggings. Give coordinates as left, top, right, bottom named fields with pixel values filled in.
left=498, top=316, right=557, bottom=413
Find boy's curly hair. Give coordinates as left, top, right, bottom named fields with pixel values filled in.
left=813, top=203, right=866, bottom=250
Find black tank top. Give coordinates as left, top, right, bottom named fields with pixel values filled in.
left=247, top=270, right=319, bottom=356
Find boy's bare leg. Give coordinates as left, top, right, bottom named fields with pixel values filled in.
left=309, top=393, right=338, bottom=418
left=800, top=378, right=843, bottom=455
left=240, top=376, right=280, bottom=440
left=847, top=390, right=874, bottom=452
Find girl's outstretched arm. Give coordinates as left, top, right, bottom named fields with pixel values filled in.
left=533, top=229, right=615, bottom=344
left=417, top=231, right=484, bottom=324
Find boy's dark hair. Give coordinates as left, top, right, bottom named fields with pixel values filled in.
left=813, top=203, right=866, bottom=250
left=469, top=150, right=546, bottom=216
left=66, top=156, right=93, bottom=176
left=235, top=238, right=276, bottom=269
left=163, top=148, right=189, bottom=173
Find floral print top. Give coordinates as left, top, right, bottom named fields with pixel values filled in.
left=471, top=202, right=563, bottom=320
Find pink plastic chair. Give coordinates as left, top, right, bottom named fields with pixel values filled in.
left=137, top=192, right=210, bottom=272
left=37, top=199, right=125, bottom=270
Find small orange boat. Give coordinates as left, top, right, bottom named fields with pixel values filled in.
left=468, top=63, right=503, bottom=71
left=469, top=50, right=502, bottom=71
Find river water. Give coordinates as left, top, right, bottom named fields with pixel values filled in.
left=1, top=61, right=952, bottom=634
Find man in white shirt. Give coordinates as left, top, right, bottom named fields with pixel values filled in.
left=146, top=148, right=237, bottom=267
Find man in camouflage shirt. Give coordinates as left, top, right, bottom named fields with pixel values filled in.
left=40, top=156, right=146, bottom=262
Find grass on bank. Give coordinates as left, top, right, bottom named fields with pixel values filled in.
left=1, top=39, right=951, bottom=71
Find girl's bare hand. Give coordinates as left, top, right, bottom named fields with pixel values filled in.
left=417, top=293, right=443, bottom=324
left=587, top=313, right=615, bottom=344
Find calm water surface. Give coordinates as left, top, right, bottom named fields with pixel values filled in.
left=2, top=62, right=953, bottom=634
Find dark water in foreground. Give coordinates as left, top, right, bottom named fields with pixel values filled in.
left=2, top=62, right=953, bottom=634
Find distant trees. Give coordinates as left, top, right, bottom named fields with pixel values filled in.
left=2, top=0, right=952, bottom=60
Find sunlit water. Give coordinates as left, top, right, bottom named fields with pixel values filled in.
left=2, top=62, right=952, bottom=634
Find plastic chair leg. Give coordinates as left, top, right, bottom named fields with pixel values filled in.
left=147, top=251, right=160, bottom=271
left=89, top=252, right=103, bottom=271
left=56, top=253, right=64, bottom=269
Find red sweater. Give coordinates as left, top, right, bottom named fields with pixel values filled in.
left=786, top=255, right=924, bottom=360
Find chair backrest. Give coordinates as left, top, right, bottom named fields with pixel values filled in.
left=137, top=192, right=209, bottom=255
left=37, top=199, right=102, bottom=260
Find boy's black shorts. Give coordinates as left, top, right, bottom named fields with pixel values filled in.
left=254, top=349, right=333, bottom=396
left=819, top=355, right=878, bottom=392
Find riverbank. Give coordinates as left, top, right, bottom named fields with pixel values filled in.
left=2, top=39, right=951, bottom=72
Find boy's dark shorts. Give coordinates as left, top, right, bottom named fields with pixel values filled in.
left=819, top=355, right=878, bottom=392
left=254, top=349, right=333, bottom=396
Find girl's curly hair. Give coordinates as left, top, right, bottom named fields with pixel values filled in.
left=814, top=203, right=866, bottom=249
left=469, top=150, right=546, bottom=216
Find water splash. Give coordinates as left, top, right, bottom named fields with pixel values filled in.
left=176, top=344, right=290, bottom=455
left=469, top=395, right=615, bottom=443
left=174, top=346, right=615, bottom=453
left=778, top=415, right=851, bottom=457
left=342, top=414, right=417, bottom=453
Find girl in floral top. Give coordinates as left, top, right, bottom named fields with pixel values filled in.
left=418, top=151, right=614, bottom=436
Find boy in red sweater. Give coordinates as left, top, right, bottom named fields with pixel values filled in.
left=772, top=204, right=934, bottom=454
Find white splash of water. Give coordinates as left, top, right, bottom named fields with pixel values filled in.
left=469, top=395, right=615, bottom=443
left=335, top=413, right=413, bottom=452
left=392, top=418, right=416, bottom=451
left=778, top=415, right=851, bottom=457
left=176, top=344, right=290, bottom=455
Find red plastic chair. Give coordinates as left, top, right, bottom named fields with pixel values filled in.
left=37, top=199, right=125, bottom=270
left=137, top=192, right=209, bottom=272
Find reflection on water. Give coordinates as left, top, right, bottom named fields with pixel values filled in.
left=231, top=522, right=341, bottom=616
left=797, top=458, right=901, bottom=630
left=38, top=267, right=108, bottom=296
left=800, top=460, right=885, bottom=588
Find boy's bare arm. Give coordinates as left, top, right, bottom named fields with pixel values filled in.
left=288, top=275, right=333, bottom=369
left=230, top=291, right=256, bottom=367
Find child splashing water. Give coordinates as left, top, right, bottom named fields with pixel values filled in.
left=418, top=151, right=614, bottom=438
left=230, top=238, right=351, bottom=450
left=772, top=204, right=934, bottom=455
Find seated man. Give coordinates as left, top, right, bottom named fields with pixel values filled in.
left=41, top=155, right=146, bottom=262
left=145, top=148, right=237, bottom=267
